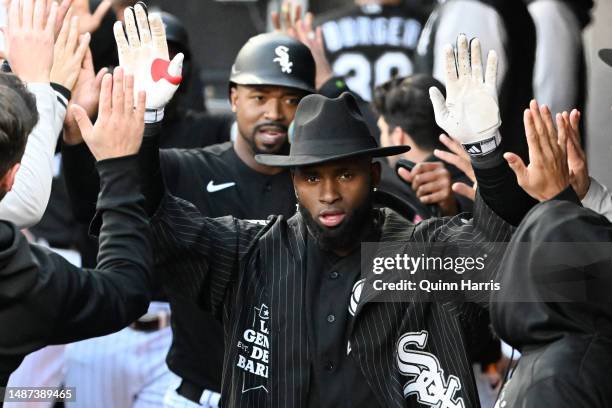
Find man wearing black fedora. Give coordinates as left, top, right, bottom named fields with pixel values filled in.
left=91, top=35, right=579, bottom=407
left=61, top=5, right=357, bottom=405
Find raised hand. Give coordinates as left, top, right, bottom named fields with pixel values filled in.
left=63, top=48, right=107, bottom=145
left=71, top=0, right=112, bottom=34
left=4, top=0, right=57, bottom=83
left=40, top=0, right=73, bottom=38
left=271, top=1, right=302, bottom=38
left=272, top=1, right=332, bottom=89
left=50, top=9, right=91, bottom=90
left=562, top=109, right=590, bottom=199
left=113, top=2, right=183, bottom=118
left=429, top=35, right=501, bottom=156
left=71, top=68, right=146, bottom=161
left=433, top=134, right=477, bottom=201
left=504, top=100, right=570, bottom=202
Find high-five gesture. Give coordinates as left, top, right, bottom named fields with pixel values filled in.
left=113, top=2, right=183, bottom=118
left=562, top=109, right=590, bottom=199
left=51, top=9, right=91, bottom=91
left=70, top=68, right=146, bottom=161
left=63, top=48, right=108, bottom=145
left=429, top=35, right=501, bottom=156
left=272, top=1, right=333, bottom=88
left=504, top=100, right=570, bottom=202
left=71, top=0, right=112, bottom=34
left=4, top=0, right=57, bottom=83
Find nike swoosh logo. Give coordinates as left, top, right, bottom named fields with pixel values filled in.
left=206, top=181, right=236, bottom=193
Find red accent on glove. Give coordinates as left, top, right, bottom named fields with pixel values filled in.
left=151, top=58, right=182, bottom=85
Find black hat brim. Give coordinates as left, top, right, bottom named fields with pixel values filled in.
left=599, top=49, right=612, bottom=67
left=255, top=145, right=411, bottom=168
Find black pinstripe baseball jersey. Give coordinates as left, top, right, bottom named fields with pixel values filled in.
left=150, top=188, right=513, bottom=408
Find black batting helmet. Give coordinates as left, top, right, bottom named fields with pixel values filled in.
left=229, top=32, right=315, bottom=94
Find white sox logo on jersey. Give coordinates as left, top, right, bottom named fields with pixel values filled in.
left=396, top=331, right=465, bottom=408
left=273, top=46, right=293, bottom=74
left=348, top=278, right=366, bottom=316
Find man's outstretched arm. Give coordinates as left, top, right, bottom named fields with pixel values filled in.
left=428, top=35, right=576, bottom=226
left=15, top=68, right=153, bottom=346
left=116, top=4, right=263, bottom=317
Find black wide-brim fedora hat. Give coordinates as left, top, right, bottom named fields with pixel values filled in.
left=255, top=92, right=410, bottom=167
left=599, top=49, right=612, bottom=67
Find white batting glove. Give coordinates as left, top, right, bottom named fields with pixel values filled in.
left=113, top=2, right=183, bottom=123
left=429, top=35, right=501, bottom=157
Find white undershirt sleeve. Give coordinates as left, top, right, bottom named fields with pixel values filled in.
left=582, top=178, right=612, bottom=222
left=0, top=83, right=66, bottom=228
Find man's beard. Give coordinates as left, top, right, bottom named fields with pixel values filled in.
left=299, top=192, right=374, bottom=253
left=240, top=122, right=290, bottom=155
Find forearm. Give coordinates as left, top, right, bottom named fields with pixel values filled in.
left=62, top=141, right=100, bottom=223
left=62, top=107, right=155, bottom=224
left=95, top=155, right=152, bottom=278
left=139, top=122, right=165, bottom=216
left=50, top=154, right=152, bottom=343
left=471, top=147, right=538, bottom=226
left=0, top=84, right=66, bottom=228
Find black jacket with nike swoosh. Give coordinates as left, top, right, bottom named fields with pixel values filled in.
left=159, top=142, right=295, bottom=221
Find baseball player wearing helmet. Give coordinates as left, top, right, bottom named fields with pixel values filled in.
left=62, top=4, right=353, bottom=407
left=121, top=33, right=582, bottom=406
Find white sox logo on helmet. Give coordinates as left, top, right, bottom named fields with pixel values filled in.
left=273, top=45, right=293, bottom=74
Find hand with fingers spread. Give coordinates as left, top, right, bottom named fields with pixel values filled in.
left=271, top=1, right=332, bottom=89
left=434, top=134, right=477, bottom=201
left=113, top=2, right=183, bottom=119
left=3, top=0, right=57, bottom=82
left=50, top=10, right=91, bottom=90
left=71, top=68, right=146, bottom=161
left=63, top=48, right=107, bottom=145
left=562, top=109, right=590, bottom=199
left=397, top=161, right=458, bottom=216
left=29, top=0, right=73, bottom=38
left=504, top=100, right=570, bottom=202
left=430, top=35, right=501, bottom=156
left=71, top=0, right=112, bottom=34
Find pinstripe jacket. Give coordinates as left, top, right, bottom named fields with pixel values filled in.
left=152, top=191, right=513, bottom=408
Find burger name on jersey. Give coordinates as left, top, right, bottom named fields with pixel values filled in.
left=320, top=6, right=423, bottom=101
